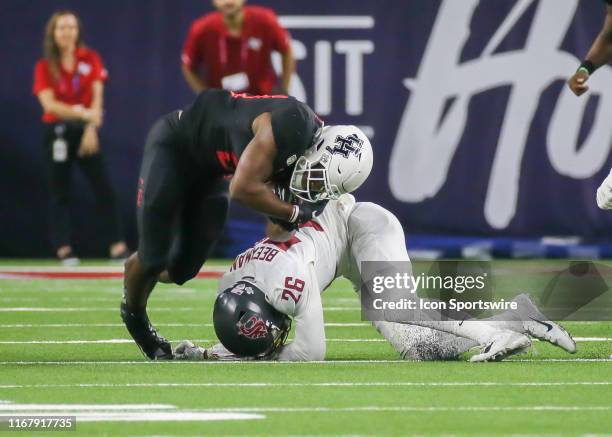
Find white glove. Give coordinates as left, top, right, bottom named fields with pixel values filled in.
left=173, top=340, right=208, bottom=361
left=596, top=169, right=612, bottom=210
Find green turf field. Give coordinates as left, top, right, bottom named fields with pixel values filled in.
left=0, top=261, right=611, bottom=436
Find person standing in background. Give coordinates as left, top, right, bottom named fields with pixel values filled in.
left=181, top=0, right=295, bottom=96
left=568, top=1, right=612, bottom=211
left=33, top=10, right=128, bottom=264
left=567, top=0, right=612, bottom=97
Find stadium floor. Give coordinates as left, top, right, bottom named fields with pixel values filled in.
left=0, top=260, right=611, bottom=436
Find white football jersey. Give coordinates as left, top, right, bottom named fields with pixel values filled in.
left=217, top=194, right=356, bottom=360
left=218, top=194, right=356, bottom=316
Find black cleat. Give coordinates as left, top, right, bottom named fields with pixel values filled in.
left=120, top=300, right=173, bottom=360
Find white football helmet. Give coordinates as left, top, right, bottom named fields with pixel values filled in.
left=289, top=125, right=373, bottom=202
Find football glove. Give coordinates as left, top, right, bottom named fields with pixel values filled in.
left=596, top=169, right=612, bottom=210
left=174, top=340, right=208, bottom=360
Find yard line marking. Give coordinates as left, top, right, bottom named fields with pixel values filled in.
left=0, top=359, right=610, bottom=365
left=0, top=337, right=608, bottom=345
left=0, top=266, right=224, bottom=272
left=39, top=405, right=610, bottom=414
left=0, top=306, right=360, bottom=312
left=57, top=412, right=264, bottom=422
left=0, top=322, right=370, bottom=328
left=0, top=402, right=263, bottom=422
left=0, top=339, right=385, bottom=345
left=1, top=382, right=612, bottom=389
left=0, top=403, right=174, bottom=411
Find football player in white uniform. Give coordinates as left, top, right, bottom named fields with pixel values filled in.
left=176, top=193, right=576, bottom=362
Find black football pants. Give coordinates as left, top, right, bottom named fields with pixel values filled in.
left=137, top=112, right=229, bottom=285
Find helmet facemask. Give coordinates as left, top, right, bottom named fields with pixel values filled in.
left=235, top=311, right=291, bottom=359
left=289, top=154, right=341, bottom=203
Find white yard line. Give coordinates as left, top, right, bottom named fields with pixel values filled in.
left=0, top=337, right=608, bottom=345
left=0, top=403, right=174, bottom=411
left=0, top=322, right=370, bottom=328
left=0, top=307, right=359, bottom=312
left=1, top=382, right=612, bottom=389
left=58, top=412, right=263, bottom=422
left=0, top=402, right=262, bottom=422
left=0, top=339, right=382, bottom=345
left=0, top=359, right=610, bottom=365
left=0, top=266, right=223, bottom=273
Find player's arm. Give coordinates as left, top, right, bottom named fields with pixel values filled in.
left=568, top=5, right=612, bottom=96
left=181, top=64, right=208, bottom=94
left=37, top=89, right=100, bottom=124
left=230, top=113, right=295, bottom=220
left=277, top=272, right=326, bottom=361
left=78, top=80, right=104, bottom=157
left=279, top=45, right=295, bottom=95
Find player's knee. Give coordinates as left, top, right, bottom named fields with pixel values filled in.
left=167, top=262, right=202, bottom=286
left=309, top=342, right=326, bottom=361
left=135, top=252, right=166, bottom=278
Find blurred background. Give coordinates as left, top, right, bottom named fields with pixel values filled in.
left=2, top=0, right=612, bottom=260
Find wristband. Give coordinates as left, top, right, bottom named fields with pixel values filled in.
left=578, top=60, right=595, bottom=75
left=288, top=205, right=300, bottom=223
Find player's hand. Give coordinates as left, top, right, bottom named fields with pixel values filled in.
left=174, top=340, right=208, bottom=360
left=568, top=70, right=590, bottom=96
left=267, top=181, right=299, bottom=231
left=272, top=181, right=295, bottom=204
left=596, top=170, right=612, bottom=210
left=295, top=199, right=329, bottom=224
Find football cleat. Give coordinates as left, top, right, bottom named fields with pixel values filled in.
left=512, top=294, right=576, bottom=354
left=470, top=330, right=531, bottom=362
left=120, top=299, right=173, bottom=360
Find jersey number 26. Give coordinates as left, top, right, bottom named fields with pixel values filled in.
left=281, top=276, right=305, bottom=303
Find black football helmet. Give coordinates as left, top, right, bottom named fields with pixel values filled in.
left=213, top=280, right=291, bottom=358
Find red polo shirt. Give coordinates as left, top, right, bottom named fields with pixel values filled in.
left=182, top=6, right=290, bottom=95
left=33, top=47, right=108, bottom=123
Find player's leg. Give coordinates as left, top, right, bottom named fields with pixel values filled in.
left=165, top=177, right=230, bottom=286
left=121, top=114, right=188, bottom=359
left=372, top=321, right=475, bottom=360
left=346, top=202, right=529, bottom=361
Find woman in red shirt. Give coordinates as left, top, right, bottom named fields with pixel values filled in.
left=33, top=10, right=128, bottom=263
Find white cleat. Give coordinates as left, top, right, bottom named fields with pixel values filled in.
left=513, top=294, right=577, bottom=354
left=470, top=331, right=531, bottom=362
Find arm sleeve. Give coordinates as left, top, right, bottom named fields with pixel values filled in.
left=33, top=61, right=51, bottom=96
left=276, top=266, right=326, bottom=361
left=90, top=51, right=108, bottom=82
left=182, top=21, right=204, bottom=69
left=268, top=11, right=291, bottom=54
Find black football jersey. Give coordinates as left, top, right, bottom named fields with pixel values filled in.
left=178, top=89, right=322, bottom=175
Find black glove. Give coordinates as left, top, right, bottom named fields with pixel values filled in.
left=272, top=182, right=296, bottom=204
left=268, top=182, right=298, bottom=231
left=294, top=199, right=329, bottom=224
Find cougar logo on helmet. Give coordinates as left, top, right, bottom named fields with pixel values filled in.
left=327, top=134, right=363, bottom=159
left=237, top=315, right=268, bottom=339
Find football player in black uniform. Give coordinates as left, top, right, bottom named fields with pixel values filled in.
left=121, top=89, right=369, bottom=360
left=568, top=0, right=612, bottom=96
